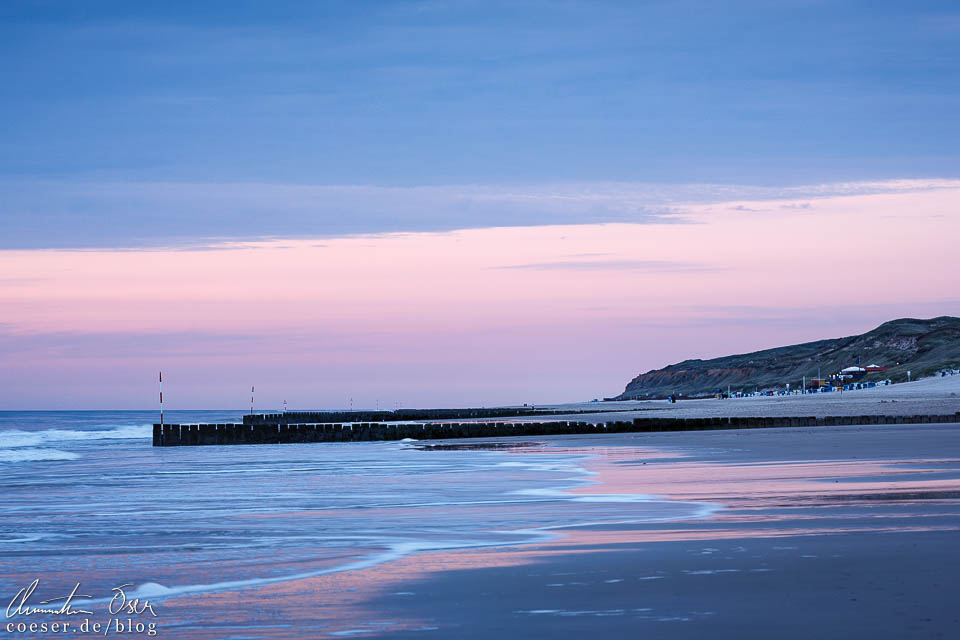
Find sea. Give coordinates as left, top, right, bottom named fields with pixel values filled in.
left=0, top=411, right=710, bottom=636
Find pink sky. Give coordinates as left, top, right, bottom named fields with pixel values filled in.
left=2, top=181, right=958, bottom=409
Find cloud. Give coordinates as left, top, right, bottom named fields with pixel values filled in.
left=671, top=300, right=960, bottom=330
left=0, top=328, right=391, bottom=361
left=494, top=259, right=718, bottom=272
left=1, top=178, right=958, bottom=250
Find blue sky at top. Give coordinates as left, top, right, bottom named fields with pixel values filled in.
left=1, top=0, right=958, bottom=247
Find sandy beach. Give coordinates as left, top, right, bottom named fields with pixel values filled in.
left=531, top=373, right=960, bottom=422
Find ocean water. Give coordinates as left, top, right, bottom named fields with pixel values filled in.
left=0, top=411, right=710, bottom=635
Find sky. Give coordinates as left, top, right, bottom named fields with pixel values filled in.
left=1, top=1, right=959, bottom=408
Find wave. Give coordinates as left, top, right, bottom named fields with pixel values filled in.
left=0, top=424, right=152, bottom=449
left=0, top=448, right=80, bottom=463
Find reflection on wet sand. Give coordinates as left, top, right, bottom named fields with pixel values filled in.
left=158, top=436, right=960, bottom=638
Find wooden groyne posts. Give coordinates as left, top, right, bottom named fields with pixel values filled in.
left=153, top=413, right=960, bottom=446
left=242, top=407, right=637, bottom=425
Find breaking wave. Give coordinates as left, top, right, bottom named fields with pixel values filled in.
left=0, top=424, right=152, bottom=449
left=0, top=448, right=80, bottom=463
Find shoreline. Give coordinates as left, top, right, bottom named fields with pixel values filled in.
left=130, top=442, right=716, bottom=607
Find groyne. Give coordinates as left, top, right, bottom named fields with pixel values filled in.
left=243, top=407, right=634, bottom=425
left=154, top=413, right=960, bottom=446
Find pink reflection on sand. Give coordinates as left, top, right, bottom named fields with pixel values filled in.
left=552, top=445, right=960, bottom=507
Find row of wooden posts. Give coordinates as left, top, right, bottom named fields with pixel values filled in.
left=154, top=413, right=960, bottom=446
left=242, top=407, right=632, bottom=425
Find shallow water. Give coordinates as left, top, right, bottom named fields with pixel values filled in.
left=0, top=411, right=710, bottom=634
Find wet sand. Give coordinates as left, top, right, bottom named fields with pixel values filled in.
left=352, top=423, right=960, bottom=638
left=372, top=530, right=959, bottom=639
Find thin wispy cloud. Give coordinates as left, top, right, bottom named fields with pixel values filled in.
left=495, top=259, right=718, bottom=273
left=2, top=178, right=958, bottom=249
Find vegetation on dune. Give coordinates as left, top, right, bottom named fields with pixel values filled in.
left=616, top=316, right=960, bottom=400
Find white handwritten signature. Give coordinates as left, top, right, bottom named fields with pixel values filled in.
left=6, top=579, right=157, bottom=618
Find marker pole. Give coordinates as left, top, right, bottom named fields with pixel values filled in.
left=251, top=386, right=255, bottom=416
left=159, top=371, right=164, bottom=427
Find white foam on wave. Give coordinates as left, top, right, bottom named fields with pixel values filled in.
left=127, top=582, right=176, bottom=598
left=0, top=424, right=152, bottom=449
left=508, top=484, right=720, bottom=528
left=496, top=460, right=593, bottom=475
left=510, top=502, right=718, bottom=533
left=0, top=448, right=80, bottom=463
left=0, top=533, right=48, bottom=543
